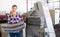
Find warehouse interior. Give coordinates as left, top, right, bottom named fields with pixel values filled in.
left=0, top=0, right=60, bottom=37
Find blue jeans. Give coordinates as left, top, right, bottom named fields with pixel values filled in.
left=9, top=32, right=22, bottom=37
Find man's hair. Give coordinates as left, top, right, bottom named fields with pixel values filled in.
left=12, top=5, right=17, bottom=8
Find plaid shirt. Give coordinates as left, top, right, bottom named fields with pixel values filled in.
left=7, top=13, right=23, bottom=24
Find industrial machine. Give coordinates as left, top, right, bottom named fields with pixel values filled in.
left=0, top=11, right=7, bottom=23
left=0, top=11, right=7, bottom=37
left=27, top=2, right=56, bottom=37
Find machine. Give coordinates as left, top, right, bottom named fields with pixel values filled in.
left=27, top=2, right=56, bottom=37
left=0, top=11, right=7, bottom=23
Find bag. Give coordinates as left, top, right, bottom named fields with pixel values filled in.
left=1, top=22, right=26, bottom=33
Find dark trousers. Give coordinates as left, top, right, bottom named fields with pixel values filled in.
left=9, top=32, right=22, bottom=37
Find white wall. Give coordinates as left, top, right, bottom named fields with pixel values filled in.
left=28, top=0, right=47, bottom=11
left=55, top=10, right=59, bottom=24
left=0, top=0, right=26, bottom=14
left=28, top=0, right=60, bottom=11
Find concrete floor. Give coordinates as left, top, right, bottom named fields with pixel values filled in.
left=26, top=25, right=44, bottom=37
left=26, top=25, right=60, bottom=37
left=0, top=29, right=60, bottom=37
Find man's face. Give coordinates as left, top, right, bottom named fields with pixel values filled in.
left=12, top=7, right=17, bottom=12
